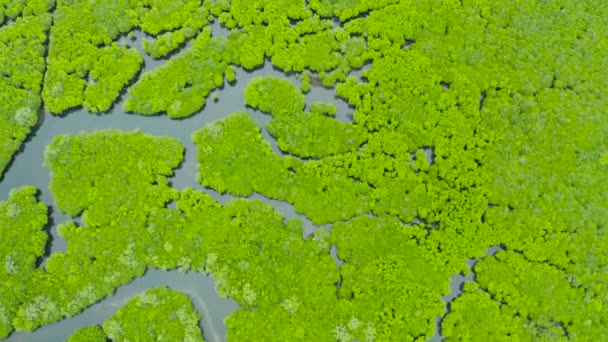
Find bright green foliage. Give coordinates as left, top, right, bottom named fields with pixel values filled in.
left=0, top=186, right=48, bottom=338
left=193, top=111, right=287, bottom=196
left=273, top=31, right=373, bottom=85
left=193, top=112, right=373, bottom=224
left=244, top=76, right=306, bottom=117
left=300, top=71, right=311, bottom=93
left=335, top=46, right=492, bottom=268
left=42, top=0, right=142, bottom=114
left=347, top=1, right=437, bottom=46
left=224, top=65, right=236, bottom=83
left=336, top=49, right=443, bottom=133
left=245, top=76, right=366, bottom=158
left=197, top=1, right=607, bottom=339
left=143, top=29, right=188, bottom=59
left=43, top=130, right=182, bottom=220
left=225, top=27, right=268, bottom=70
left=411, top=149, right=429, bottom=172
left=284, top=156, right=374, bottom=224
left=441, top=288, right=528, bottom=341
left=66, top=325, right=107, bottom=342
left=131, top=0, right=207, bottom=36
left=41, top=129, right=181, bottom=316
left=226, top=299, right=345, bottom=341
left=2, top=0, right=608, bottom=340
left=82, top=45, right=142, bottom=112
left=266, top=111, right=365, bottom=158
left=0, top=87, right=40, bottom=178
left=309, top=101, right=336, bottom=117
left=271, top=30, right=342, bottom=73
left=137, top=0, right=210, bottom=58
left=0, top=13, right=49, bottom=92
left=224, top=0, right=372, bottom=82
left=308, top=0, right=399, bottom=20
left=5, top=121, right=343, bottom=336
left=42, top=0, right=214, bottom=113
left=177, top=190, right=342, bottom=341
left=282, top=18, right=374, bottom=87
left=0, top=12, right=49, bottom=177
left=330, top=216, right=449, bottom=340
left=228, top=0, right=309, bottom=26
left=438, top=1, right=607, bottom=338
left=179, top=193, right=339, bottom=306
left=8, top=131, right=183, bottom=332
left=125, top=27, right=237, bottom=118
left=0, top=0, right=52, bottom=23
left=474, top=251, right=602, bottom=340
left=103, top=287, right=204, bottom=342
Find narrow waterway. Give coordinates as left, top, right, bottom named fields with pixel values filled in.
left=0, top=21, right=354, bottom=341
left=430, top=245, right=503, bottom=341
left=5, top=270, right=238, bottom=342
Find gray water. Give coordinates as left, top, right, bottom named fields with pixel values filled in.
left=0, top=20, right=466, bottom=341
left=0, top=22, right=355, bottom=341
left=429, top=245, right=503, bottom=341
left=6, top=270, right=238, bottom=342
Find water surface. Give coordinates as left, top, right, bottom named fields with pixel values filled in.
left=0, top=22, right=463, bottom=341
left=1, top=23, right=354, bottom=341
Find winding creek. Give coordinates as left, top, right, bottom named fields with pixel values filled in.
left=0, top=21, right=471, bottom=341
left=6, top=270, right=238, bottom=342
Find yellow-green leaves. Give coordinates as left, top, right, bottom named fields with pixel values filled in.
left=244, top=76, right=306, bottom=117
left=245, top=76, right=367, bottom=158
left=193, top=112, right=285, bottom=196
left=193, top=111, right=373, bottom=224
left=0, top=186, right=47, bottom=338
left=44, top=130, right=182, bottom=220
left=2, top=0, right=608, bottom=340
left=125, top=29, right=235, bottom=118
left=600, top=153, right=608, bottom=166
left=42, top=0, right=140, bottom=114
left=103, top=287, right=205, bottom=342
left=300, top=71, right=311, bottom=93
left=0, top=12, right=49, bottom=177
left=66, top=325, right=107, bottom=342
left=1, top=131, right=187, bottom=333
left=133, top=0, right=207, bottom=36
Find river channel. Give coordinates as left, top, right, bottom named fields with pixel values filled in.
left=0, top=20, right=472, bottom=341
left=0, top=21, right=361, bottom=341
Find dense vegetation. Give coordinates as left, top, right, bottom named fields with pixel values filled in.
left=66, top=287, right=204, bottom=342
left=0, top=131, right=175, bottom=337
left=0, top=186, right=48, bottom=337
left=0, top=0, right=606, bottom=341
left=0, top=1, right=51, bottom=178
left=124, top=27, right=237, bottom=118
left=65, top=325, right=106, bottom=342
left=42, top=0, right=213, bottom=114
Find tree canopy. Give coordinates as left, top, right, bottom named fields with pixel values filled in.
left=0, top=186, right=47, bottom=338
left=0, top=0, right=606, bottom=340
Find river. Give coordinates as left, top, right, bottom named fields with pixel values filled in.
left=0, top=21, right=363, bottom=341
